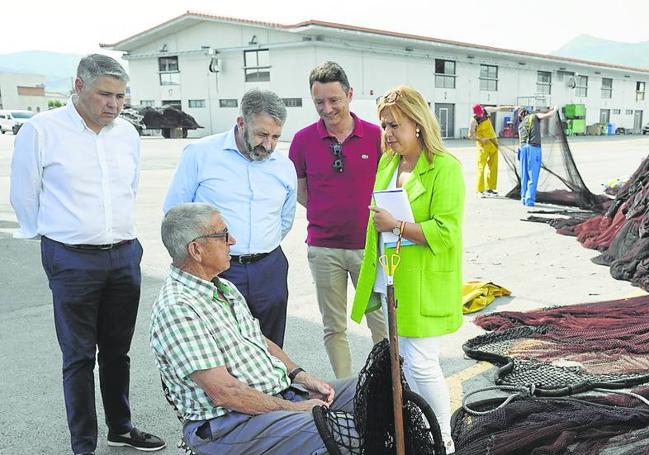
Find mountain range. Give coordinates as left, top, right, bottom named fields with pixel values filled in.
left=552, top=34, right=649, bottom=69
left=1, top=35, right=648, bottom=94
left=0, top=51, right=84, bottom=93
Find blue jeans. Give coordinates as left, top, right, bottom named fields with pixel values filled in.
left=519, top=144, right=542, bottom=206
left=41, top=237, right=142, bottom=454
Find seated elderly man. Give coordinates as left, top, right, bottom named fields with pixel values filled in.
left=150, top=202, right=358, bottom=454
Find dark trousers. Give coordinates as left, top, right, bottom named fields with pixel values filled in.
left=41, top=237, right=143, bottom=454
left=219, top=246, right=288, bottom=347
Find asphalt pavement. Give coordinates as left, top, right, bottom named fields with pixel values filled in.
left=0, top=132, right=647, bottom=454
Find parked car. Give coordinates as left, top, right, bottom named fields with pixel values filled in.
left=0, top=111, right=13, bottom=133
left=0, top=110, right=34, bottom=134
left=643, top=123, right=649, bottom=135
left=9, top=110, right=34, bottom=134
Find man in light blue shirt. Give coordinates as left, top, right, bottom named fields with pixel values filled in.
left=163, top=89, right=297, bottom=347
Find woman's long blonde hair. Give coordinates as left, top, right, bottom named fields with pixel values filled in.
left=377, top=85, right=448, bottom=162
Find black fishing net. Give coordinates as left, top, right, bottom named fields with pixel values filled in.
left=499, top=110, right=609, bottom=211
left=452, top=388, right=649, bottom=455
left=313, top=339, right=445, bottom=454
left=139, top=105, right=202, bottom=129
left=464, top=296, right=649, bottom=396
left=454, top=297, right=649, bottom=454
left=527, top=155, right=649, bottom=291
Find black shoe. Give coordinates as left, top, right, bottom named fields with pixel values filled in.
left=107, top=427, right=166, bottom=451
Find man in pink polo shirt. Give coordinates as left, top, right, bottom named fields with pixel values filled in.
left=289, top=61, right=387, bottom=378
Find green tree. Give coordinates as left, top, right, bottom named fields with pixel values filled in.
left=48, top=99, right=64, bottom=109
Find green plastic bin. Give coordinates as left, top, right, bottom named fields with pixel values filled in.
left=564, top=104, right=586, bottom=118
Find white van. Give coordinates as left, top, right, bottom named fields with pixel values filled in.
left=0, top=110, right=34, bottom=134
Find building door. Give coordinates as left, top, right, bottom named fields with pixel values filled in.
left=435, top=103, right=455, bottom=138
left=634, top=110, right=643, bottom=130
left=599, top=109, right=610, bottom=124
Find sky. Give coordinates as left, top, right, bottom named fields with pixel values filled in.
left=7, top=0, right=649, bottom=56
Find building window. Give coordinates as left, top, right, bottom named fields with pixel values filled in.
left=139, top=100, right=155, bottom=107
left=601, top=78, right=613, bottom=99
left=159, top=56, right=180, bottom=86
left=434, top=59, right=456, bottom=89
left=282, top=98, right=302, bottom=107
left=244, top=49, right=270, bottom=82
left=626, top=109, right=634, bottom=115
left=187, top=100, right=205, bottom=107
left=479, top=65, right=498, bottom=91
left=613, top=109, right=621, bottom=115
left=159, top=56, right=179, bottom=72
left=576, top=75, right=588, bottom=97
left=188, top=99, right=206, bottom=108
left=637, top=81, right=646, bottom=101
left=536, top=71, right=552, bottom=95
left=219, top=99, right=238, bottom=108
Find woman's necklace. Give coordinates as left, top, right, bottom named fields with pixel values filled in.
left=399, top=156, right=416, bottom=173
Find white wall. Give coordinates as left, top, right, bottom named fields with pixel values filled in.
left=0, top=73, right=48, bottom=112
left=122, top=19, right=649, bottom=138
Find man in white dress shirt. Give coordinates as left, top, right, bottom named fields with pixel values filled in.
left=10, top=54, right=164, bottom=455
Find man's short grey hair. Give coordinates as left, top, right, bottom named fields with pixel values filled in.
left=77, top=54, right=129, bottom=86
left=309, top=61, right=351, bottom=92
left=240, top=89, right=287, bottom=126
left=161, top=203, right=220, bottom=265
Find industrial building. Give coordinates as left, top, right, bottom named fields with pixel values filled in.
left=0, top=73, right=48, bottom=113
left=102, top=11, right=649, bottom=138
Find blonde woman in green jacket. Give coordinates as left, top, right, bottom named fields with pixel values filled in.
left=351, top=85, right=464, bottom=454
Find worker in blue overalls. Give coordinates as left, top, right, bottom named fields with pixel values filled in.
left=517, top=106, right=557, bottom=206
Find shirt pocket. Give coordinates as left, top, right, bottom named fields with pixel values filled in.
left=419, top=270, right=455, bottom=317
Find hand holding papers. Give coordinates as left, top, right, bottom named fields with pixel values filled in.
left=372, top=188, right=415, bottom=248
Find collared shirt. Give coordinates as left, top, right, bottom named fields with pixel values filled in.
left=163, top=126, right=297, bottom=256
left=10, top=98, right=140, bottom=244
left=150, top=266, right=290, bottom=422
left=289, top=112, right=380, bottom=249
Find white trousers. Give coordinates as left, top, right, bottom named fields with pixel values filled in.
left=399, top=335, right=454, bottom=452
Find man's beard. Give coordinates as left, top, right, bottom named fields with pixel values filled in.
left=244, top=129, right=273, bottom=161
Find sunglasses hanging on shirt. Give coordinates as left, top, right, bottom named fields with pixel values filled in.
left=331, top=142, right=344, bottom=173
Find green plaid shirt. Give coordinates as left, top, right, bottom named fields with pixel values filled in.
left=150, top=266, right=290, bottom=421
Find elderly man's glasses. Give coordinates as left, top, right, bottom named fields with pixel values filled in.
left=191, top=227, right=229, bottom=244
left=332, top=143, right=344, bottom=173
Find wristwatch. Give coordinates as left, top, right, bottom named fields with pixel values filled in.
left=391, top=222, right=402, bottom=236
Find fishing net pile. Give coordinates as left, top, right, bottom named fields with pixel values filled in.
left=534, top=155, right=649, bottom=291
left=452, top=387, right=649, bottom=455
left=138, top=105, right=202, bottom=130
left=453, top=295, right=649, bottom=454
left=498, top=110, right=609, bottom=211
left=313, top=338, right=445, bottom=454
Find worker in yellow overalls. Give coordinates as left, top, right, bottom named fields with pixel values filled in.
left=468, top=104, right=514, bottom=197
